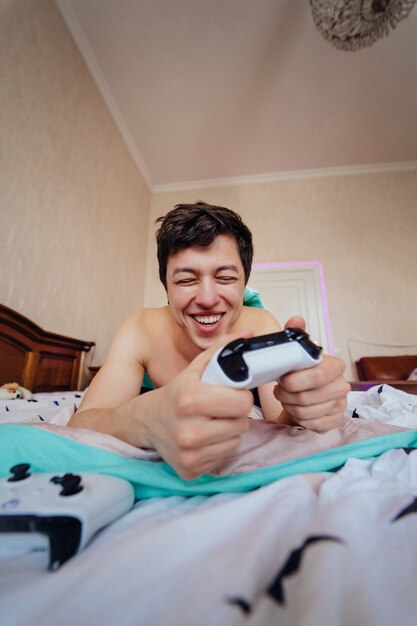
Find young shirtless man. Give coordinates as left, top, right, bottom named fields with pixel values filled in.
left=69, top=201, right=350, bottom=479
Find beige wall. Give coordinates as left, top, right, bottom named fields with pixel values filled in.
left=146, top=172, right=417, bottom=379
left=2, top=0, right=416, bottom=382
left=0, top=0, right=151, bottom=366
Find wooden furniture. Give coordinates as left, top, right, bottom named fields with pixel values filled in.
left=356, top=355, right=417, bottom=381
left=352, top=354, right=417, bottom=395
left=88, top=365, right=101, bottom=383
left=350, top=380, right=417, bottom=395
left=0, top=304, right=95, bottom=392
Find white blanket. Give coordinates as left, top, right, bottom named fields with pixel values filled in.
left=1, top=385, right=417, bottom=626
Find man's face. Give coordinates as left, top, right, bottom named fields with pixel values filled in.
left=166, top=235, right=246, bottom=351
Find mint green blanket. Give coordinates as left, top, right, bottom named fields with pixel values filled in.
left=2, top=424, right=417, bottom=500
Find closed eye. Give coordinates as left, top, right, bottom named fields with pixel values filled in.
left=175, top=278, right=197, bottom=285
left=216, top=276, right=238, bottom=283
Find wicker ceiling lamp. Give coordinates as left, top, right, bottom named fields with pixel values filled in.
left=310, top=0, right=417, bottom=51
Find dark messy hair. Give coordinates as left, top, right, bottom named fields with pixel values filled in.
left=155, top=201, right=254, bottom=288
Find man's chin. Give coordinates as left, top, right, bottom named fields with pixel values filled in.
left=189, top=328, right=222, bottom=352
left=186, top=316, right=236, bottom=352
left=193, top=337, right=218, bottom=352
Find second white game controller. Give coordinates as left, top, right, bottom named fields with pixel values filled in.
left=201, top=328, right=322, bottom=389
left=0, top=464, right=135, bottom=570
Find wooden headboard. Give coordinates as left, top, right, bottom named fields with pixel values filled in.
left=0, top=304, right=95, bottom=392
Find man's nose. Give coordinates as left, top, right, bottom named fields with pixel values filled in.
left=195, top=280, right=220, bottom=307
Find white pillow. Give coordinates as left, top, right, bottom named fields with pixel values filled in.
left=407, top=367, right=417, bottom=381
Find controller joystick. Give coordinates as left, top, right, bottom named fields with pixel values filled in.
left=8, top=463, right=31, bottom=482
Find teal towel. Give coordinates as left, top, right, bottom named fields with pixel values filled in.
left=243, top=286, right=265, bottom=309
left=1, top=424, right=416, bottom=500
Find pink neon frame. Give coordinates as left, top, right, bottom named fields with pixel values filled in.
left=251, top=260, right=335, bottom=355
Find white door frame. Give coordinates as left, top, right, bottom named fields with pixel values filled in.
left=249, top=261, right=334, bottom=355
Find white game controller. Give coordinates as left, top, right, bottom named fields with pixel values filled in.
left=202, top=328, right=322, bottom=388
left=0, top=464, right=135, bottom=570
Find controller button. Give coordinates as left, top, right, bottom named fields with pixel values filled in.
left=1, top=497, right=20, bottom=510
left=50, top=476, right=64, bottom=484
left=8, top=463, right=31, bottom=482
left=221, top=339, right=247, bottom=357
left=59, top=474, right=83, bottom=496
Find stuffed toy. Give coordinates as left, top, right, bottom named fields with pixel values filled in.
left=0, top=382, right=32, bottom=400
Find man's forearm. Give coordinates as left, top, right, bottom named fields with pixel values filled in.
left=68, top=391, right=159, bottom=449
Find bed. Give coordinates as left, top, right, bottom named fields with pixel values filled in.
left=0, top=304, right=95, bottom=392
left=1, top=306, right=417, bottom=626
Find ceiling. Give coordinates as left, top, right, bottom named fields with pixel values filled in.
left=57, top=0, right=417, bottom=190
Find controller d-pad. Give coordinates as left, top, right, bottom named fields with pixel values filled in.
left=59, top=474, right=83, bottom=497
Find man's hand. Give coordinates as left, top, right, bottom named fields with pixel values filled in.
left=273, top=316, right=351, bottom=432
left=140, top=333, right=254, bottom=480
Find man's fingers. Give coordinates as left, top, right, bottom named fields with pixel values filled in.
left=177, top=383, right=253, bottom=420
left=275, top=377, right=350, bottom=407
left=274, top=353, right=349, bottom=434
left=175, top=435, right=243, bottom=479
left=295, top=413, right=345, bottom=433
left=284, top=316, right=306, bottom=331
left=278, top=355, right=346, bottom=394
left=175, top=414, right=249, bottom=451
left=278, top=395, right=348, bottom=422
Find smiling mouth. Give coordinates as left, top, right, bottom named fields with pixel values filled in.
left=192, top=313, right=224, bottom=326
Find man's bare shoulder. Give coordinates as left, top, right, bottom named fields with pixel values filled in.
left=126, top=306, right=169, bottom=329
left=239, top=306, right=281, bottom=334
left=108, top=307, right=170, bottom=359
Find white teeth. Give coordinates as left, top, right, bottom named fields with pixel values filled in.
left=193, top=314, right=222, bottom=325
